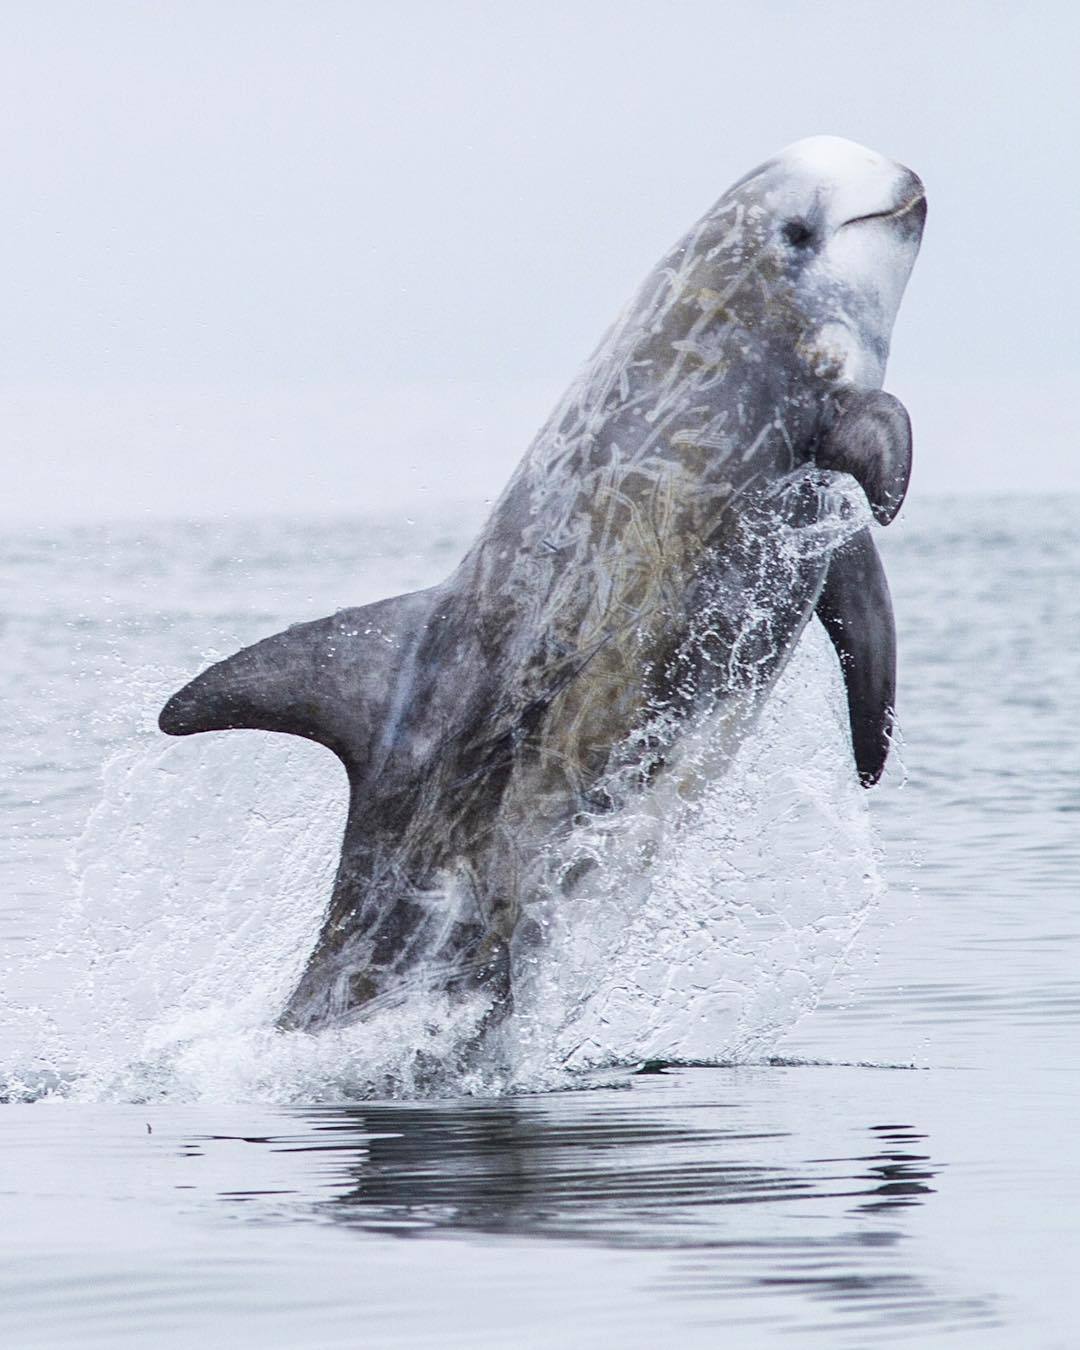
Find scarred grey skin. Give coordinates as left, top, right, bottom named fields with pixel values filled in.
left=159, top=136, right=926, bottom=1031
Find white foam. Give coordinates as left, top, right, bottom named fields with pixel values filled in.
left=1, top=609, right=882, bottom=1104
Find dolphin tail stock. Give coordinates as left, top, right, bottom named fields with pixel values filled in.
left=815, top=527, right=896, bottom=787
left=158, top=586, right=441, bottom=780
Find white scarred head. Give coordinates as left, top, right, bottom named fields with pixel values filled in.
left=727, top=135, right=926, bottom=389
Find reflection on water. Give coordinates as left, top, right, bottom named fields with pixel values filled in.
left=178, top=1072, right=994, bottom=1342
left=308, top=1102, right=934, bottom=1237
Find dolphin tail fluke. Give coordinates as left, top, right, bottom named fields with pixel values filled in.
left=158, top=588, right=438, bottom=774
left=816, top=528, right=896, bottom=787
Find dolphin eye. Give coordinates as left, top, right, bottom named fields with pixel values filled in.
left=782, top=218, right=816, bottom=249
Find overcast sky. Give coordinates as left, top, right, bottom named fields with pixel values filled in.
left=2, top=0, right=1077, bottom=520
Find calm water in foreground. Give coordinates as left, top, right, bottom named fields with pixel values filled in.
left=1, top=496, right=1078, bottom=1348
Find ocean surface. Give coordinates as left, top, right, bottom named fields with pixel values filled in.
left=1, top=494, right=1077, bottom=1348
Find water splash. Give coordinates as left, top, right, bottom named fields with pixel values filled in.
left=505, top=618, right=881, bottom=1080
left=1, top=603, right=882, bottom=1104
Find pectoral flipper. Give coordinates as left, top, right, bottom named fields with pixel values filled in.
left=817, top=389, right=912, bottom=525
left=815, top=527, right=896, bottom=787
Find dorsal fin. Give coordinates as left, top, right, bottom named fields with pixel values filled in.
left=159, top=587, right=439, bottom=777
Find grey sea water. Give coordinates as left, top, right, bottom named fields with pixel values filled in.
left=1, top=495, right=1078, bottom=1348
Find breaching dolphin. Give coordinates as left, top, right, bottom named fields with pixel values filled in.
left=160, top=136, right=926, bottom=1031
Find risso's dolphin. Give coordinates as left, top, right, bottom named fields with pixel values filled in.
left=160, top=136, right=926, bottom=1031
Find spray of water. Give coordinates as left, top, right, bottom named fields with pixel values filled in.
left=1, top=644, right=879, bottom=1104
left=506, top=621, right=881, bottom=1082
left=1, top=487, right=883, bottom=1104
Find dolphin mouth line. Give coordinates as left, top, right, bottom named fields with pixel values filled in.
left=841, top=191, right=926, bottom=230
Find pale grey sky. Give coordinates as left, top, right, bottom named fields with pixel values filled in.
left=2, top=0, right=1077, bottom=520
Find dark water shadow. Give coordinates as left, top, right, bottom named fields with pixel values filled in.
left=298, top=1101, right=937, bottom=1243
left=192, top=1069, right=997, bottom=1341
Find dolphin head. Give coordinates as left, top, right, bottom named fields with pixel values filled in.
left=719, top=136, right=926, bottom=390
